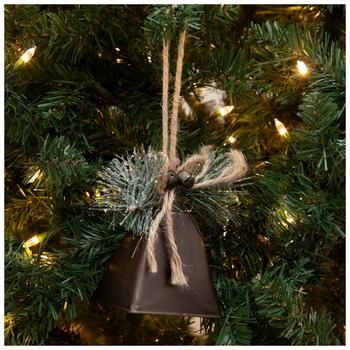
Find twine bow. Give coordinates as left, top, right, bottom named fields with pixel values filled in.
left=146, top=30, right=248, bottom=287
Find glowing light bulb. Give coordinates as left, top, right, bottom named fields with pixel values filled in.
left=23, top=233, right=47, bottom=249
left=274, top=118, right=288, bottom=137
left=28, top=169, right=42, bottom=183
left=218, top=105, right=234, bottom=117
left=94, top=189, right=101, bottom=198
left=23, top=235, right=39, bottom=248
left=284, top=210, right=295, bottom=224
left=20, top=46, right=36, bottom=63
left=227, top=135, right=236, bottom=144
left=146, top=51, right=152, bottom=63
left=296, top=60, right=309, bottom=76
left=280, top=209, right=295, bottom=227
left=5, top=314, right=14, bottom=327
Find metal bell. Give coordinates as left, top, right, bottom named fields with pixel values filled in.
left=95, top=211, right=221, bottom=318
left=177, top=171, right=195, bottom=189
left=166, top=171, right=179, bottom=190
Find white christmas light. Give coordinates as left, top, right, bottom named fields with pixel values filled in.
left=296, top=60, right=309, bottom=76
left=274, top=118, right=288, bottom=137
left=20, top=46, right=37, bottom=63
left=218, top=105, right=234, bottom=117
left=227, top=135, right=236, bottom=144
left=28, top=169, right=42, bottom=183
left=147, top=51, right=152, bottom=63
left=284, top=210, right=295, bottom=224
left=23, top=235, right=40, bottom=248
left=23, top=233, right=47, bottom=249
left=5, top=314, right=14, bottom=328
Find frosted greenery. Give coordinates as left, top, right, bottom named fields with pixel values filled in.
left=93, top=147, right=248, bottom=235
left=94, top=148, right=163, bottom=237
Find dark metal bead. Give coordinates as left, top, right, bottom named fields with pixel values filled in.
left=177, top=171, right=195, bottom=189
left=166, top=171, right=179, bottom=190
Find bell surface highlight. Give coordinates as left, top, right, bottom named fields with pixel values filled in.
left=96, top=211, right=221, bottom=318
left=177, top=170, right=195, bottom=188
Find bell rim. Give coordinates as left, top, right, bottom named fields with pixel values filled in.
left=104, top=303, right=221, bottom=318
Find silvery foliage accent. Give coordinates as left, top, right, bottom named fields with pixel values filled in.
left=94, top=148, right=164, bottom=237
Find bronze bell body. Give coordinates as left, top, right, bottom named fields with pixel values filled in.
left=96, top=211, right=221, bottom=318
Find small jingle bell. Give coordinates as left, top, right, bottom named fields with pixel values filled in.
left=177, top=171, right=195, bottom=189
left=166, top=171, right=179, bottom=190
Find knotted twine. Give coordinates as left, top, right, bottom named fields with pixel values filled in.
left=146, top=30, right=248, bottom=287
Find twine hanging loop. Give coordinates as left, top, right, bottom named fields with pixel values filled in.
left=146, top=30, right=248, bottom=287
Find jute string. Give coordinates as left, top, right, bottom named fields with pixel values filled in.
left=161, top=39, right=169, bottom=157
left=146, top=30, right=248, bottom=287
left=169, top=30, right=186, bottom=166
left=146, top=30, right=188, bottom=287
